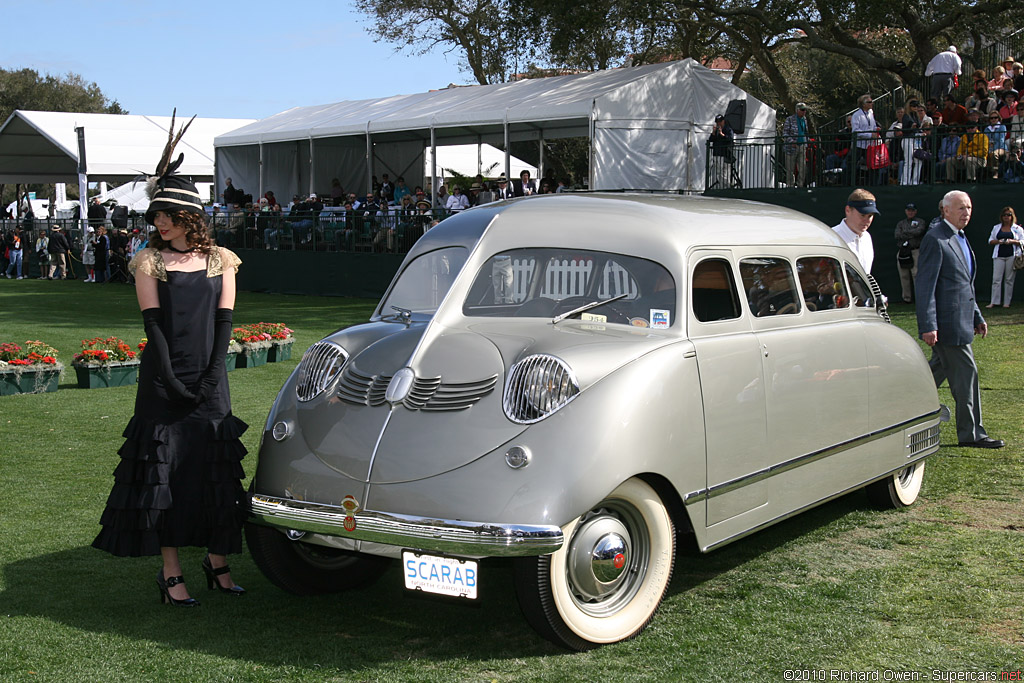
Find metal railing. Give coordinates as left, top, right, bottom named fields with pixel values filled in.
left=706, top=125, right=1024, bottom=191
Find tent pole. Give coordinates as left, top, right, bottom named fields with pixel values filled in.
left=538, top=138, right=544, bottom=182
left=477, top=137, right=482, bottom=176
left=75, top=126, right=88, bottom=232
left=589, top=100, right=596, bottom=190
left=504, top=111, right=510, bottom=182
left=258, top=141, right=264, bottom=199
left=430, top=126, right=437, bottom=208
left=366, top=125, right=373, bottom=195
left=309, top=136, right=315, bottom=197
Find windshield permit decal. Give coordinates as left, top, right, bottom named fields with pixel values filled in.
left=629, top=317, right=649, bottom=328
left=650, top=309, right=670, bottom=329
left=581, top=312, right=607, bottom=323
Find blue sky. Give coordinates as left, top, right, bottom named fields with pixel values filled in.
left=3, top=0, right=469, bottom=122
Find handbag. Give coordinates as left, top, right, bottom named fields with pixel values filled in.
left=867, top=141, right=889, bottom=170
left=1014, top=253, right=1024, bottom=270
left=913, top=148, right=932, bottom=162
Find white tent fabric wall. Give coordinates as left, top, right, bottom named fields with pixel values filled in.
left=425, top=144, right=536, bottom=182
left=214, top=59, right=776, bottom=197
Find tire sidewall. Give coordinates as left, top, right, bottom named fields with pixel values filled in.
left=892, top=461, right=925, bottom=506
left=548, top=478, right=674, bottom=644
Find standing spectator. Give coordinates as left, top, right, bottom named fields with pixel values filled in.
left=435, top=184, right=449, bottom=206
left=4, top=227, right=24, bottom=279
left=393, top=177, right=411, bottom=204
left=832, top=188, right=879, bottom=273
left=925, top=46, right=962, bottom=99
left=495, top=176, right=513, bottom=200
left=35, top=228, right=49, bottom=279
left=915, top=190, right=1003, bottom=449
left=222, top=177, right=241, bottom=206
left=924, top=98, right=944, bottom=126
left=82, top=225, right=96, bottom=282
left=514, top=170, right=537, bottom=197
left=895, top=203, right=927, bottom=303
left=379, top=174, right=394, bottom=203
left=94, top=225, right=110, bottom=284
left=708, top=115, right=736, bottom=189
left=782, top=103, right=810, bottom=187
left=329, top=178, right=345, bottom=204
left=986, top=206, right=1023, bottom=308
left=851, top=94, right=879, bottom=177
left=47, top=224, right=70, bottom=279
left=901, top=101, right=925, bottom=185
left=87, top=197, right=107, bottom=229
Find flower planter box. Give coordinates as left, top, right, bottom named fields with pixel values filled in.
left=74, top=362, right=140, bottom=389
left=267, top=342, right=294, bottom=363
left=226, top=352, right=238, bottom=372
left=0, top=367, right=61, bottom=395
left=236, top=347, right=269, bottom=368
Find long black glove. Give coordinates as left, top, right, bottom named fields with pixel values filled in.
left=141, top=308, right=195, bottom=402
left=193, top=308, right=233, bottom=403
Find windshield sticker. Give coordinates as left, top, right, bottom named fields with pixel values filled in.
left=581, top=312, right=607, bottom=323
left=650, top=309, right=670, bottom=328
left=629, top=317, right=649, bottom=328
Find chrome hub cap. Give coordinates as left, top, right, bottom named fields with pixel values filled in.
left=565, top=503, right=649, bottom=616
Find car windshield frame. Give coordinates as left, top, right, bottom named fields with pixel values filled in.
left=377, top=246, right=469, bottom=322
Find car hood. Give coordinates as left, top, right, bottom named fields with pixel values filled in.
left=300, top=318, right=680, bottom=484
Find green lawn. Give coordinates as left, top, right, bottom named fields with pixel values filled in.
left=1, top=281, right=1022, bottom=682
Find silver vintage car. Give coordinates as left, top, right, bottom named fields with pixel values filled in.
left=246, top=194, right=943, bottom=650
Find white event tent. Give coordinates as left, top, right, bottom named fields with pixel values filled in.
left=213, top=59, right=776, bottom=201
left=0, top=111, right=255, bottom=211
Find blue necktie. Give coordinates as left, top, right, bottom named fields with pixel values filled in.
left=957, top=230, right=973, bottom=275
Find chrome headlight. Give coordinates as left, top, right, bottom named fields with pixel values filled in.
left=503, top=354, right=579, bottom=424
left=295, top=341, right=348, bottom=402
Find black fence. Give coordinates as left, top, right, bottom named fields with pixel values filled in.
left=706, top=125, right=1024, bottom=191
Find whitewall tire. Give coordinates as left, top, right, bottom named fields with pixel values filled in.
left=867, top=461, right=925, bottom=509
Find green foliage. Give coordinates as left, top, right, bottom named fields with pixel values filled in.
left=0, top=67, right=125, bottom=126
left=0, top=282, right=1022, bottom=679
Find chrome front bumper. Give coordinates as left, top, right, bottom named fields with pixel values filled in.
left=249, top=494, right=564, bottom=557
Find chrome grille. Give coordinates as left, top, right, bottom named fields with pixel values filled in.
left=337, top=365, right=497, bottom=411
left=421, top=376, right=498, bottom=411
left=908, top=424, right=940, bottom=455
left=503, top=354, right=579, bottom=424
left=866, top=274, right=891, bottom=323
left=337, top=364, right=392, bottom=406
left=295, top=341, right=348, bottom=402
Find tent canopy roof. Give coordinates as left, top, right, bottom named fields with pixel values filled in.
left=215, top=60, right=733, bottom=147
left=0, top=111, right=255, bottom=184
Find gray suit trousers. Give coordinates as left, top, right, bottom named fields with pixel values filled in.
left=929, top=343, right=987, bottom=443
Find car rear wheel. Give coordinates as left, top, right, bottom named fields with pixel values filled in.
left=866, top=461, right=925, bottom=509
left=513, top=478, right=675, bottom=650
left=245, top=522, right=389, bottom=595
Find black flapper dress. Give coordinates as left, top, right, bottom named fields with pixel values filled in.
left=92, top=247, right=248, bottom=557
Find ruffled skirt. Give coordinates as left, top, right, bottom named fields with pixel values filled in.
left=92, top=413, right=249, bottom=557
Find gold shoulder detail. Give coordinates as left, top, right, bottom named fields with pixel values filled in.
left=208, top=247, right=241, bottom=277
left=128, top=248, right=168, bottom=282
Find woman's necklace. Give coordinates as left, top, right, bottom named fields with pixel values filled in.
left=166, top=244, right=197, bottom=254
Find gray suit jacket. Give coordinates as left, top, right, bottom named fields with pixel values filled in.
left=915, top=219, right=984, bottom=346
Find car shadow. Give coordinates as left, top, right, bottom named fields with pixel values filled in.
left=0, top=490, right=870, bottom=664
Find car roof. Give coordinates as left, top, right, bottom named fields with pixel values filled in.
left=407, top=193, right=847, bottom=265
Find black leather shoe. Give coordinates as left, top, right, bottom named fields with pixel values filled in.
left=958, top=437, right=1005, bottom=449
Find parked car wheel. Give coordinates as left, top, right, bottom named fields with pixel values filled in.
left=866, top=462, right=925, bottom=509
left=513, top=478, right=675, bottom=650
left=245, top=522, right=389, bottom=595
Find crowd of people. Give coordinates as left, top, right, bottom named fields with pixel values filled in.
left=214, top=169, right=570, bottom=252
left=753, top=52, right=1024, bottom=189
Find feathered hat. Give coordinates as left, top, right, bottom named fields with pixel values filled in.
left=143, top=110, right=204, bottom=225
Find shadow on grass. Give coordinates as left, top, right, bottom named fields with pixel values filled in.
left=0, top=492, right=868, bottom=665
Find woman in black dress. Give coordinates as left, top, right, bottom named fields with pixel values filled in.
left=93, top=115, right=248, bottom=607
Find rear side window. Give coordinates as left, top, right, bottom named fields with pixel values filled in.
left=796, top=257, right=850, bottom=311
left=692, top=258, right=741, bottom=322
left=740, top=258, right=801, bottom=317
left=845, top=263, right=877, bottom=308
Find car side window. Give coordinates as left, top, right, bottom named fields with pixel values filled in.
left=844, top=263, right=876, bottom=308
left=692, top=258, right=741, bottom=322
left=796, top=257, right=849, bottom=311
left=739, top=258, right=801, bottom=317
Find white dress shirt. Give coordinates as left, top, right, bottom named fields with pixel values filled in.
left=925, top=50, right=963, bottom=76
left=833, top=219, right=874, bottom=273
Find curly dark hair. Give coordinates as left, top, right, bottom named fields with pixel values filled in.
left=148, top=210, right=214, bottom=253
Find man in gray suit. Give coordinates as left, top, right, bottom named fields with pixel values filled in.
left=915, top=190, right=1004, bottom=448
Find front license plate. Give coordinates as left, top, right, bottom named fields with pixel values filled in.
left=402, top=550, right=478, bottom=600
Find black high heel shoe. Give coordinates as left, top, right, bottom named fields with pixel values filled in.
left=157, top=569, right=200, bottom=607
left=202, top=555, right=246, bottom=596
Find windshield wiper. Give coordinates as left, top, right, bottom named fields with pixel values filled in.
left=552, top=293, right=628, bottom=324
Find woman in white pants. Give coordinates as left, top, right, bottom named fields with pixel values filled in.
left=987, top=206, right=1024, bottom=308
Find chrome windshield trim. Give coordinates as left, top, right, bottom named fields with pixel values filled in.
left=682, top=409, right=942, bottom=504
left=249, top=494, right=563, bottom=557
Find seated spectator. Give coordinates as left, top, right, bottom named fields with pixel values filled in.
left=936, top=125, right=961, bottom=181
left=445, top=185, right=471, bottom=212
left=925, top=98, right=944, bottom=126
left=264, top=191, right=277, bottom=208
left=985, top=112, right=1009, bottom=177
left=288, top=195, right=314, bottom=245
left=1013, top=62, right=1024, bottom=93
left=942, top=94, right=969, bottom=130
left=945, top=123, right=988, bottom=181
left=988, top=65, right=1007, bottom=91
left=998, top=90, right=1020, bottom=143
left=999, top=147, right=1024, bottom=182
left=966, top=83, right=999, bottom=116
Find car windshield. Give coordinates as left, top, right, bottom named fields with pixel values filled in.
left=462, top=248, right=676, bottom=328
left=379, top=247, right=468, bottom=320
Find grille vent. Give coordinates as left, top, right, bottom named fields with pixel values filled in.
left=295, top=341, right=348, bottom=402
left=337, top=364, right=497, bottom=411
left=908, top=424, right=940, bottom=455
